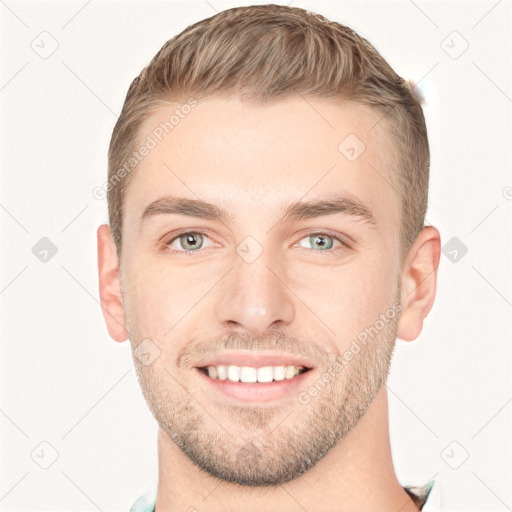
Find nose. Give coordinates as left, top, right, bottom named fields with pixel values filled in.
left=214, top=248, right=295, bottom=338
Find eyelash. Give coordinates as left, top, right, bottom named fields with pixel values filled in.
left=162, top=229, right=349, bottom=255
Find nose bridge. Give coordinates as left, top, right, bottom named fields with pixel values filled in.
left=214, top=241, right=295, bottom=336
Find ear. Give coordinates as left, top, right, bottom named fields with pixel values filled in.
left=397, top=226, right=441, bottom=341
left=97, top=224, right=128, bottom=342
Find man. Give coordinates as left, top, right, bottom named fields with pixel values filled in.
left=97, top=4, right=441, bottom=511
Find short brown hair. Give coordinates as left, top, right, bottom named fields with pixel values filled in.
left=107, top=4, right=429, bottom=263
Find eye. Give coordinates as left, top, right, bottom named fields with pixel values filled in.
left=164, top=230, right=214, bottom=253
left=162, top=230, right=349, bottom=255
left=294, top=233, right=347, bottom=252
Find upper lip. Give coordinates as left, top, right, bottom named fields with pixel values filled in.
left=195, top=351, right=315, bottom=369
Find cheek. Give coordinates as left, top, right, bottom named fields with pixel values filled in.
left=288, top=254, right=398, bottom=343
left=345, top=256, right=399, bottom=331
left=122, top=256, right=175, bottom=336
left=122, top=254, right=218, bottom=337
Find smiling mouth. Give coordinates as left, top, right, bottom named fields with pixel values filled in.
left=196, top=365, right=312, bottom=383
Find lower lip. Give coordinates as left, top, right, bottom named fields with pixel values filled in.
left=195, top=368, right=314, bottom=403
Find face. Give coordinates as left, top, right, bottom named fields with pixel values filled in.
left=119, top=97, right=403, bottom=485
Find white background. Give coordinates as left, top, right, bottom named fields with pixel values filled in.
left=1, top=0, right=511, bottom=510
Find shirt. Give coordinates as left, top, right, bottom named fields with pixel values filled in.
left=129, top=478, right=439, bottom=511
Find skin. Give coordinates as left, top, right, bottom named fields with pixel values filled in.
left=97, top=97, right=441, bottom=512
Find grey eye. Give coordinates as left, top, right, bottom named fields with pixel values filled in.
left=178, top=232, right=204, bottom=251
left=298, top=234, right=335, bottom=250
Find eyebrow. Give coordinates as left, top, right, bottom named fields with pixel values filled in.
left=140, top=196, right=234, bottom=226
left=139, top=194, right=377, bottom=229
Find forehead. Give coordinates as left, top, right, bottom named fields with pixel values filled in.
left=123, top=96, right=399, bottom=235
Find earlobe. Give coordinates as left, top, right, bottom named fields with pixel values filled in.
left=97, top=224, right=129, bottom=342
left=397, top=226, right=441, bottom=342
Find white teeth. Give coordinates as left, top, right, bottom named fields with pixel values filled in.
left=227, top=365, right=240, bottom=382
left=273, top=366, right=285, bottom=381
left=216, top=365, right=227, bottom=380
left=202, top=364, right=307, bottom=382
left=239, top=366, right=257, bottom=383
left=257, top=366, right=274, bottom=383
left=285, top=366, right=295, bottom=379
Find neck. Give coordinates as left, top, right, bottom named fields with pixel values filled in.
left=154, top=387, right=419, bottom=512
